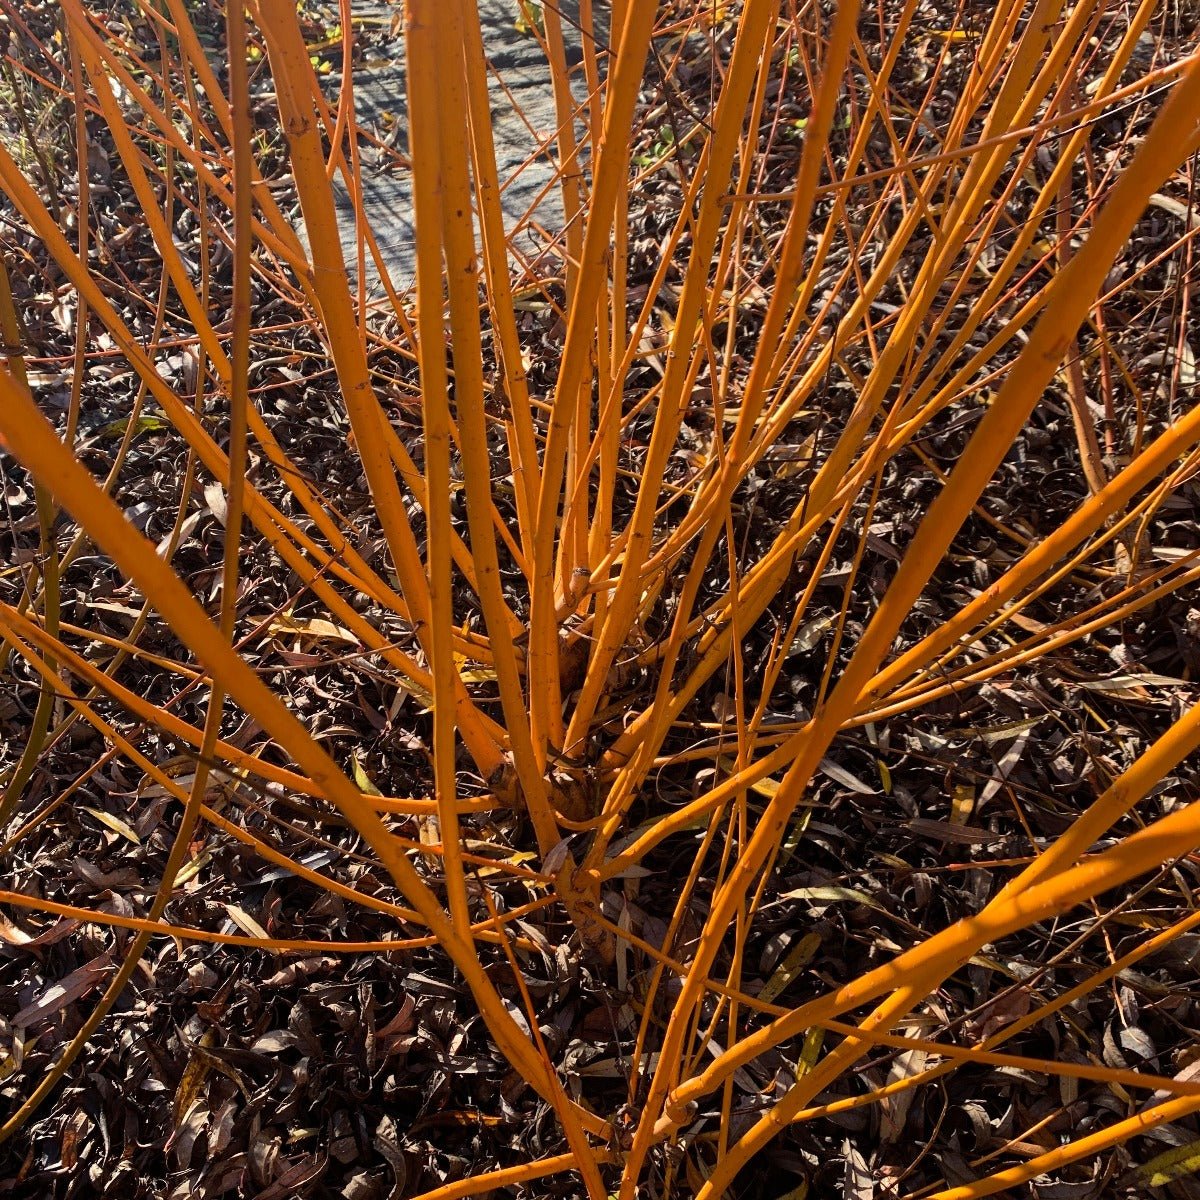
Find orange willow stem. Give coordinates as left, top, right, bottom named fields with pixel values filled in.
left=590, top=886, right=1200, bottom=1101
left=678, top=686, right=1200, bottom=1127
left=591, top=33, right=1026, bottom=787
left=781, top=899, right=1200, bottom=1127
left=480, top=886, right=609, bottom=1200
left=8, top=3, right=259, bottom=1131
left=70, top=0, right=460, bottom=621
left=757, top=0, right=1077, bottom=521
left=6, top=0, right=1199, bottom=1187
left=60, top=9, right=329, bottom=466
left=0, top=888, right=551, bottom=955
left=541, top=0, right=590, bottom=596
left=719, top=0, right=1093, bottom=518
left=67, top=0, right=310, bottom=274
left=0, top=133, right=508, bottom=751
left=799, top=898, right=1200, bottom=1124
left=0, top=598, right=499, bottom=816
left=625, top=0, right=967, bottom=581
left=527, top=0, right=658, bottom=763
left=924, top=1094, right=1200, bottom=1199
left=424, top=0, right=559, bottom=850
left=458, top=1, right=541, bottom=556
left=0, top=251, right=59, bottom=824
left=0, top=620, right=541, bottom=932
left=403, top=0, right=473, bottom=944
left=156, top=0, right=307, bottom=263
left=0, top=373, right=606, bottom=1140
left=579, top=0, right=853, bottom=842
left=859, top=389, right=1200, bottom=709
left=407, top=1149, right=616, bottom=1200
left=858, top=561, right=1200, bottom=726
left=620, top=44, right=1200, bottom=1194
left=689, top=767, right=1200, bottom=1198
left=255, top=0, right=506, bottom=781
left=562, top=0, right=784, bottom=758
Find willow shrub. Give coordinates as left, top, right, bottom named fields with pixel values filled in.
left=3, top=0, right=1200, bottom=1196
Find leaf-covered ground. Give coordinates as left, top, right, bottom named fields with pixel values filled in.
left=2, top=1, right=1200, bottom=1197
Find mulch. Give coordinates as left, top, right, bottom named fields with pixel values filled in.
left=2, top=1, right=1200, bottom=1197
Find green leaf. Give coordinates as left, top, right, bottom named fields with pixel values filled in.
left=97, top=414, right=168, bottom=440
left=351, top=755, right=383, bottom=797
left=1133, top=1137, right=1200, bottom=1188
left=759, top=931, right=822, bottom=1004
